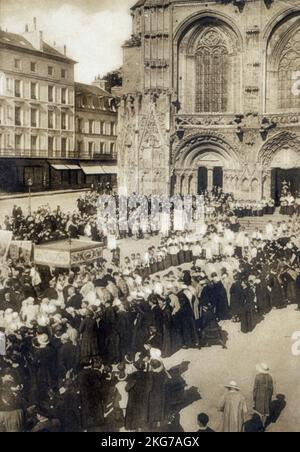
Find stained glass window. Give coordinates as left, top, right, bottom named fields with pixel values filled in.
left=195, top=29, right=229, bottom=113
left=278, top=28, right=300, bottom=110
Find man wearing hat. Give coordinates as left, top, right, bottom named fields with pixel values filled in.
left=253, top=363, right=274, bottom=427
left=219, top=381, right=248, bottom=432
left=29, top=334, right=57, bottom=402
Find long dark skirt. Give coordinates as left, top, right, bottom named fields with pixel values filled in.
left=184, top=250, right=193, bottom=263
left=157, top=261, right=165, bottom=273
left=170, top=254, right=179, bottom=267
left=178, top=250, right=185, bottom=265
left=165, top=255, right=172, bottom=270
left=240, top=310, right=255, bottom=334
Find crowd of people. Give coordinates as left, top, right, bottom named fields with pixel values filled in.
left=2, top=185, right=300, bottom=249
left=0, top=188, right=286, bottom=245
left=279, top=182, right=300, bottom=216
left=1, top=201, right=104, bottom=245
left=0, top=193, right=299, bottom=432
left=201, top=189, right=277, bottom=219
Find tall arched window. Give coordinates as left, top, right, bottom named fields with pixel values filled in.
left=178, top=18, right=240, bottom=114
left=278, top=28, right=300, bottom=110
left=195, top=29, right=229, bottom=113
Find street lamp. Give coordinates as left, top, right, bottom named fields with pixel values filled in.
left=27, top=178, right=33, bottom=215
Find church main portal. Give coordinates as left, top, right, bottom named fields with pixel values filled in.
left=197, top=167, right=223, bottom=194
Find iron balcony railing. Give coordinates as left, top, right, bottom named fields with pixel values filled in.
left=0, top=149, right=79, bottom=159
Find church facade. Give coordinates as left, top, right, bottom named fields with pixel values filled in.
left=117, top=0, right=300, bottom=201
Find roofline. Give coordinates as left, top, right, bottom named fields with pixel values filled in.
left=75, top=82, right=116, bottom=98
left=131, top=1, right=143, bottom=10
left=0, top=41, right=77, bottom=64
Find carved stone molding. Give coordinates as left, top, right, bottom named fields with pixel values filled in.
left=246, top=27, right=260, bottom=36
left=267, top=114, right=300, bottom=127
left=174, top=114, right=238, bottom=129
left=245, top=86, right=260, bottom=94
left=259, top=131, right=300, bottom=166
left=172, top=130, right=242, bottom=167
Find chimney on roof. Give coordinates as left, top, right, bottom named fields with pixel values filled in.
left=92, top=75, right=110, bottom=93
left=52, top=42, right=67, bottom=57
left=39, top=31, right=43, bottom=48
left=22, top=17, right=43, bottom=51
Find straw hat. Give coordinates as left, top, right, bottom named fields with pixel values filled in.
left=37, top=334, right=50, bottom=347
left=256, top=363, right=270, bottom=374
left=225, top=381, right=240, bottom=391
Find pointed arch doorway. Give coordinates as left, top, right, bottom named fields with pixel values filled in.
left=172, top=133, right=239, bottom=196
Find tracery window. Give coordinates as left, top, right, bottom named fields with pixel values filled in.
left=195, top=29, right=229, bottom=113
left=278, top=28, right=300, bottom=110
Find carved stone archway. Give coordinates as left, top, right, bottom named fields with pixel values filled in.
left=259, top=131, right=300, bottom=199
left=172, top=132, right=241, bottom=195
left=258, top=131, right=300, bottom=167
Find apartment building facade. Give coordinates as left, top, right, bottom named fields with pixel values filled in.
left=0, top=21, right=79, bottom=191
left=0, top=21, right=118, bottom=193
left=75, top=79, right=118, bottom=191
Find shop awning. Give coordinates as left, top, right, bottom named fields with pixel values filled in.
left=80, top=163, right=118, bottom=175
left=65, top=164, right=81, bottom=170
left=50, top=163, right=81, bottom=171
left=51, top=164, right=68, bottom=170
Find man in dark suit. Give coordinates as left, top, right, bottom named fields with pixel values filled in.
left=197, top=413, right=215, bottom=433
left=66, top=286, right=83, bottom=310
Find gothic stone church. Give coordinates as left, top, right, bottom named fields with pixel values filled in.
left=117, top=0, right=300, bottom=201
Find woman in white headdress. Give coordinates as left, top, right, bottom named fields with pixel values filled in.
left=6, top=312, right=22, bottom=334
left=4, top=309, right=14, bottom=329
left=20, top=297, right=39, bottom=327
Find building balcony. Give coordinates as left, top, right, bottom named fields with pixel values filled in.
left=79, top=152, right=117, bottom=161
left=75, top=131, right=117, bottom=139
left=0, top=149, right=79, bottom=159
